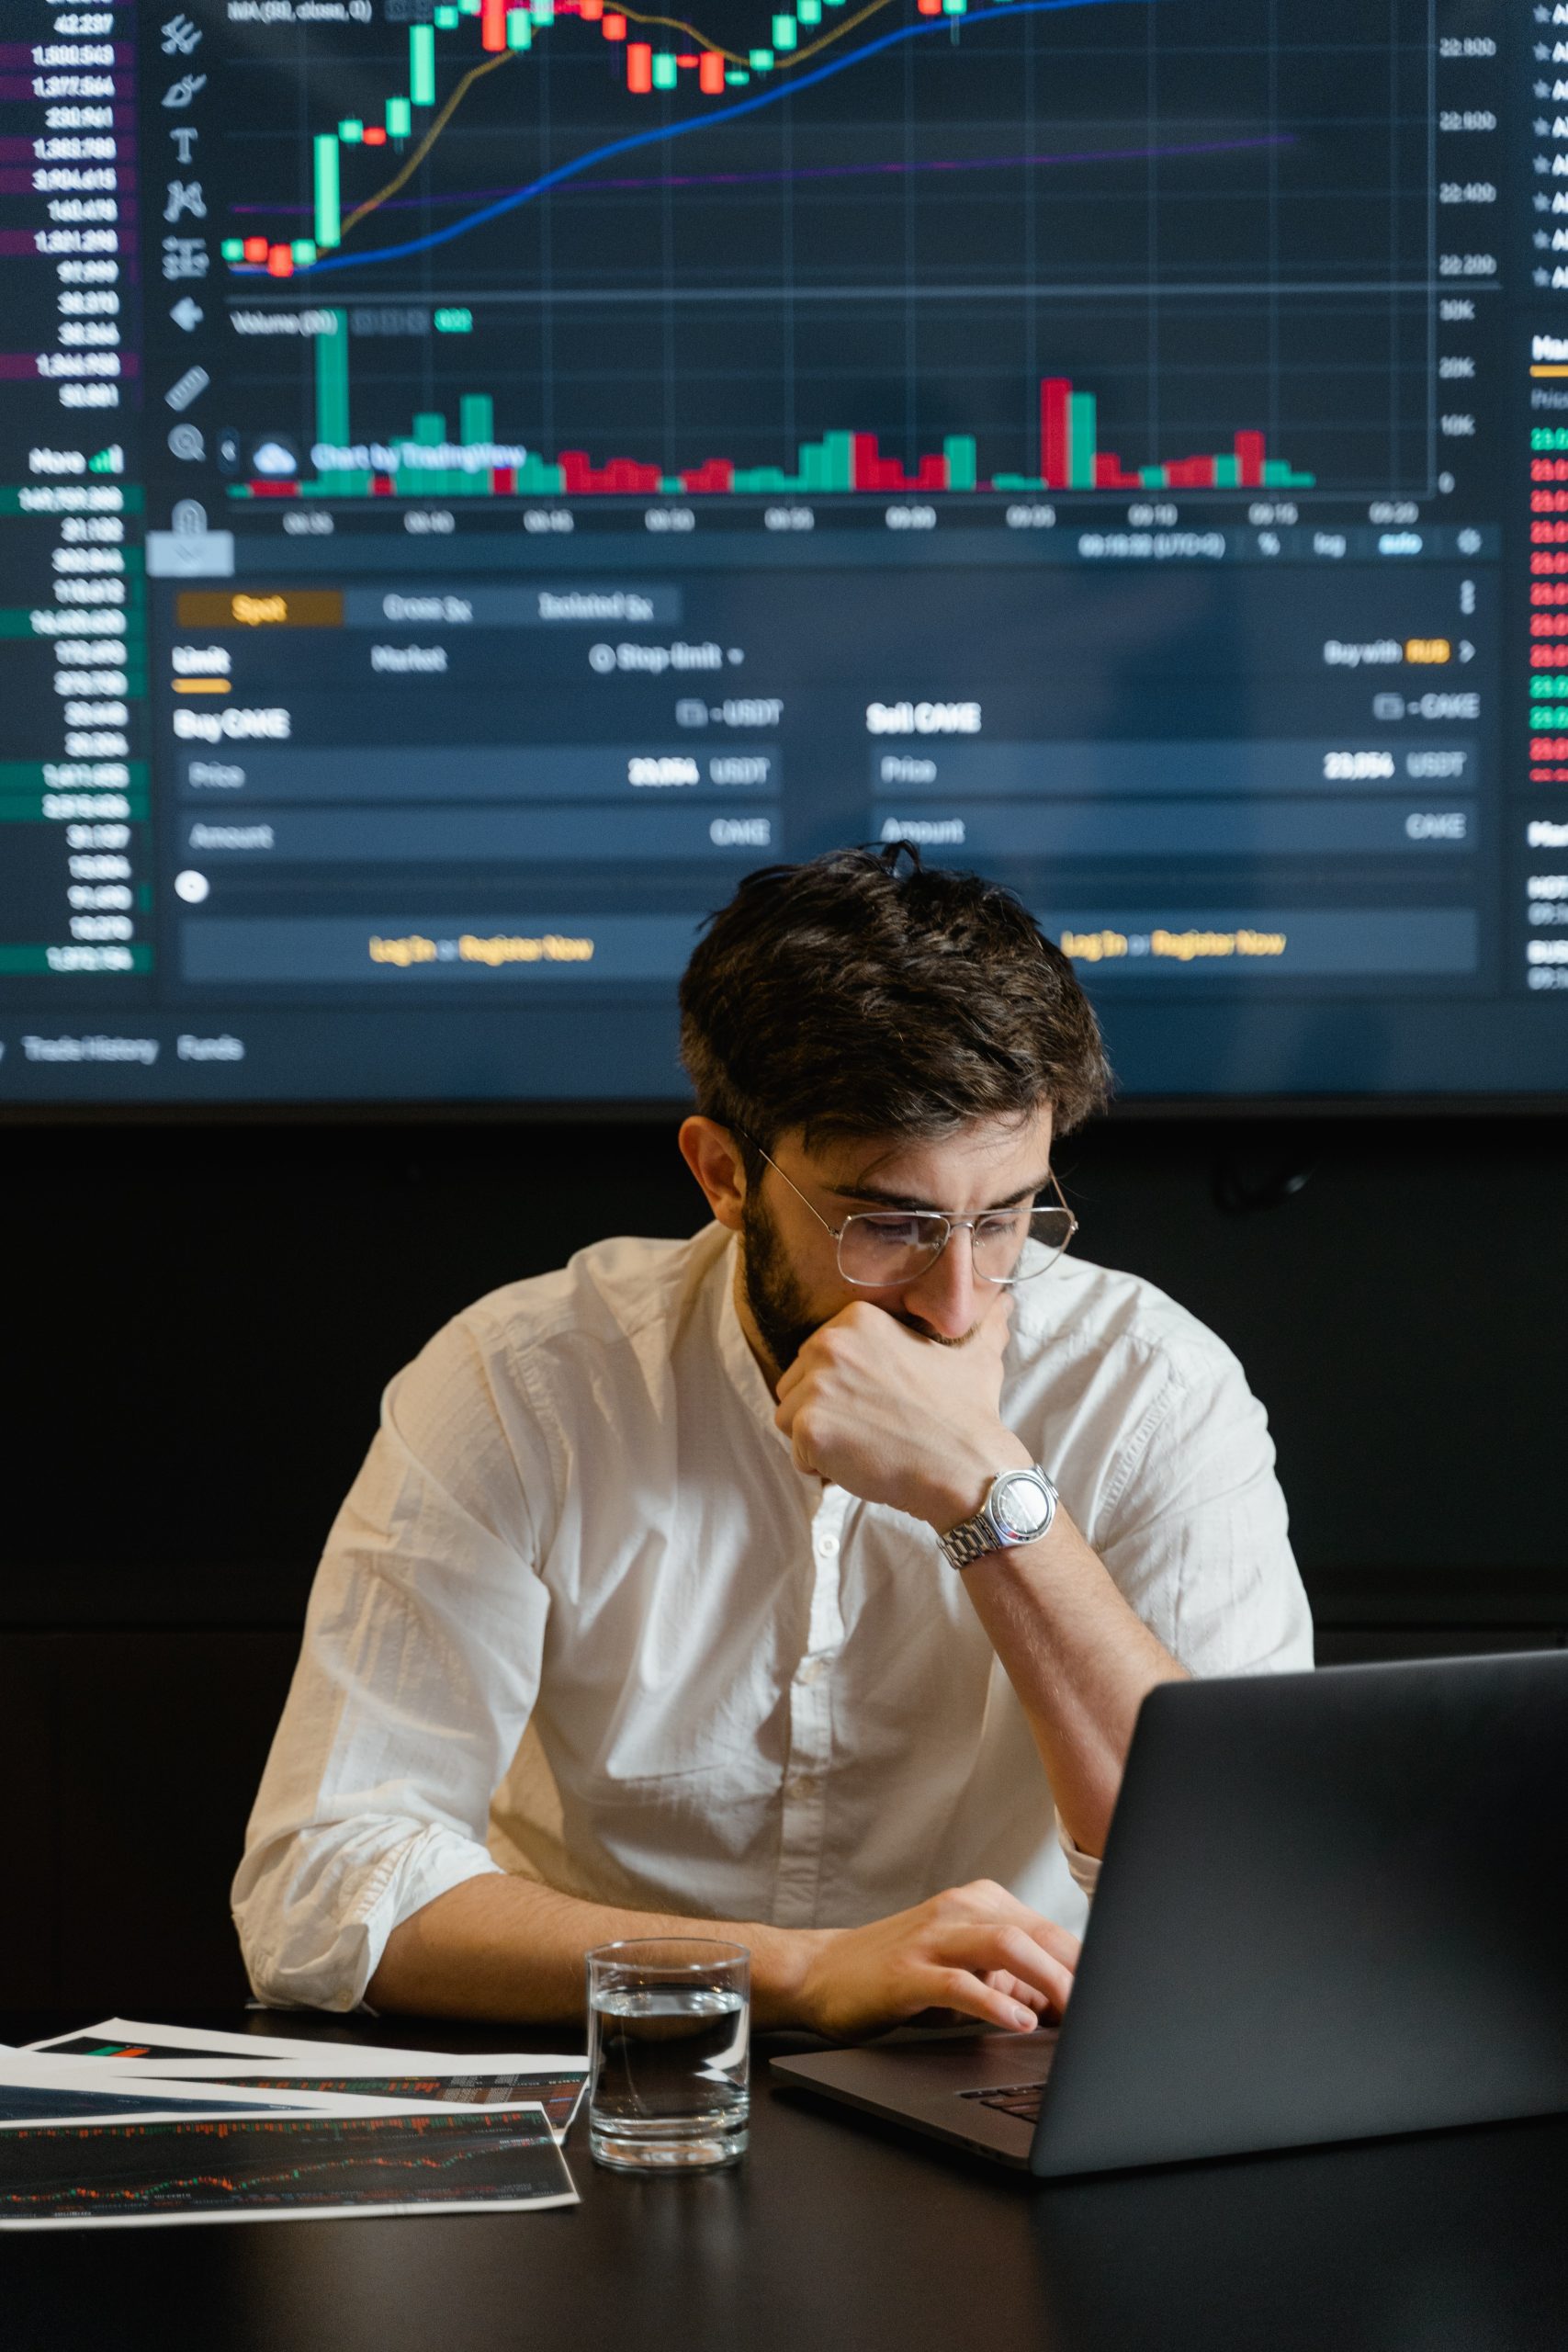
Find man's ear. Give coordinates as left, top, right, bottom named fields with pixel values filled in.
left=678, top=1116, right=749, bottom=1232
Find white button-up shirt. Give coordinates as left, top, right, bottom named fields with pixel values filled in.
left=233, top=1224, right=1313, bottom=2010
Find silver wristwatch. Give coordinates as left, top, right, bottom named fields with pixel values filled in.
left=937, top=1464, right=1059, bottom=1569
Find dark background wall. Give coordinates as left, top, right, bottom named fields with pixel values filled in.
left=4, top=1111, right=1565, bottom=2009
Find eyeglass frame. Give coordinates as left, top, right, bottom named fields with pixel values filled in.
left=742, top=1135, right=1078, bottom=1289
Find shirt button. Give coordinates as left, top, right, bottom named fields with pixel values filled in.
left=814, top=1534, right=840, bottom=1559
left=798, top=1657, right=828, bottom=1687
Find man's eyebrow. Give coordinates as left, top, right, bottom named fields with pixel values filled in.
left=825, top=1173, right=1053, bottom=1213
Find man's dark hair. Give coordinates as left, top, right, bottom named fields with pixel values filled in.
left=679, top=845, right=1110, bottom=1164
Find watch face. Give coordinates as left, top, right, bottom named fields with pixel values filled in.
left=992, top=1472, right=1051, bottom=1542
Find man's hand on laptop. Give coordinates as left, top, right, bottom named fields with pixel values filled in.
left=773, top=1291, right=1031, bottom=1532
left=794, top=1878, right=1079, bottom=2040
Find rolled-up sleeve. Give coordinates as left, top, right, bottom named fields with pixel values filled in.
left=1093, top=1343, right=1313, bottom=1683
left=231, top=1315, right=555, bottom=2010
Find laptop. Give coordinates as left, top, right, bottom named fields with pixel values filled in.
left=771, top=1650, right=1568, bottom=2177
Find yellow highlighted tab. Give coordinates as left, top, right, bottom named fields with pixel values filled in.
left=176, top=590, right=344, bottom=629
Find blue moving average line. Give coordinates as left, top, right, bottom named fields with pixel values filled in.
left=295, top=0, right=1159, bottom=275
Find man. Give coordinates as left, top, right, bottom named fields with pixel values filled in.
left=234, top=847, right=1311, bottom=2036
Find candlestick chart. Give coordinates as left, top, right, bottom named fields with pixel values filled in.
left=10, top=0, right=1529, bottom=1116
left=0, top=2109, right=574, bottom=2227
left=212, top=0, right=1436, bottom=502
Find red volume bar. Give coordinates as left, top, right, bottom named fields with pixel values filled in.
left=851, top=432, right=950, bottom=492
left=1041, top=378, right=1070, bottom=492
left=1235, top=428, right=1265, bottom=488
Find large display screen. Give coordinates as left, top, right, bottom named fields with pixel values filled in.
left=1, top=0, right=1562, bottom=1106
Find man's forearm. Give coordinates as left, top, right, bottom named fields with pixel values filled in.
left=767, top=1294, right=1186, bottom=1864
left=956, top=1499, right=1186, bottom=1859
left=367, top=1871, right=829, bottom=2028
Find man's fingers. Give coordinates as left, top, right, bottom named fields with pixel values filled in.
left=944, top=1883, right=1083, bottom=1974
left=933, top=1923, right=1075, bottom=2015
left=982, top=1971, right=1051, bottom=2014
left=1008, top=1911, right=1080, bottom=1973
left=976, top=1286, right=1015, bottom=1347
left=920, top=1966, right=1041, bottom=2034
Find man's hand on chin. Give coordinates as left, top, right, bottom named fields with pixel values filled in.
left=772, top=1289, right=1031, bottom=1531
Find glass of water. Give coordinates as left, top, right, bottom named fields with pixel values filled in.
left=586, top=1938, right=750, bottom=2172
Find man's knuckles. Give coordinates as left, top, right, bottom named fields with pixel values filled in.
left=928, top=1877, right=1006, bottom=1923
left=787, top=1408, right=829, bottom=1466
left=804, top=1306, right=886, bottom=1365
left=836, top=1300, right=891, bottom=1338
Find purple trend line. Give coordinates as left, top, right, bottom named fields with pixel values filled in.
left=230, top=130, right=1292, bottom=219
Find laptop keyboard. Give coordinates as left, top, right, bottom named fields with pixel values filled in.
left=961, top=2081, right=1047, bottom=2124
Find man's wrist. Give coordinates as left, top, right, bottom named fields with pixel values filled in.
left=752, top=1924, right=838, bottom=2030
left=919, top=1428, right=1033, bottom=1535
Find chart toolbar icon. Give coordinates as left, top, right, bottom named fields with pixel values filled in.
left=162, top=237, right=209, bottom=281
left=165, top=367, right=210, bottom=413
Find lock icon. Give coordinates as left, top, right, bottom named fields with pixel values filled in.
left=145, top=495, right=234, bottom=580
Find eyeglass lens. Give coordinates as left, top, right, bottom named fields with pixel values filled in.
left=837, top=1205, right=1075, bottom=1286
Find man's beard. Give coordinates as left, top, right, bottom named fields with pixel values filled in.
left=739, top=1190, right=976, bottom=1375
left=740, top=1188, right=820, bottom=1376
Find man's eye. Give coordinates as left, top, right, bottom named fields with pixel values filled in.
left=976, top=1213, right=1029, bottom=1241
left=860, top=1217, right=928, bottom=1248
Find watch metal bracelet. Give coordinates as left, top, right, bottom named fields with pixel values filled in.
left=937, top=1464, right=1058, bottom=1570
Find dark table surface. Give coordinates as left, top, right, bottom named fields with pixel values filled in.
left=6, top=2007, right=1568, bottom=2352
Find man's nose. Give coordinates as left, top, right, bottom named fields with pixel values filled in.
left=899, top=1225, right=979, bottom=1340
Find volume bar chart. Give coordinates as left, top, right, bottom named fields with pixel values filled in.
left=1000, top=379, right=1314, bottom=493
left=232, top=327, right=1314, bottom=501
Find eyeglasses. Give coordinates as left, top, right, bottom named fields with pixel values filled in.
left=749, top=1140, right=1078, bottom=1289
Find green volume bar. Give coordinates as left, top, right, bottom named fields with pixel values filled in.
left=517, top=452, right=565, bottom=492
left=315, top=312, right=349, bottom=442
left=313, top=134, right=341, bottom=250
left=943, top=435, right=977, bottom=492
left=410, top=22, right=436, bottom=104
left=459, top=392, right=493, bottom=493
left=1067, top=391, right=1096, bottom=490
left=311, top=313, right=367, bottom=493
left=412, top=409, right=449, bottom=495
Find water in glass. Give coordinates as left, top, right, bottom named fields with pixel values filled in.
left=587, top=1944, right=750, bottom=2170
